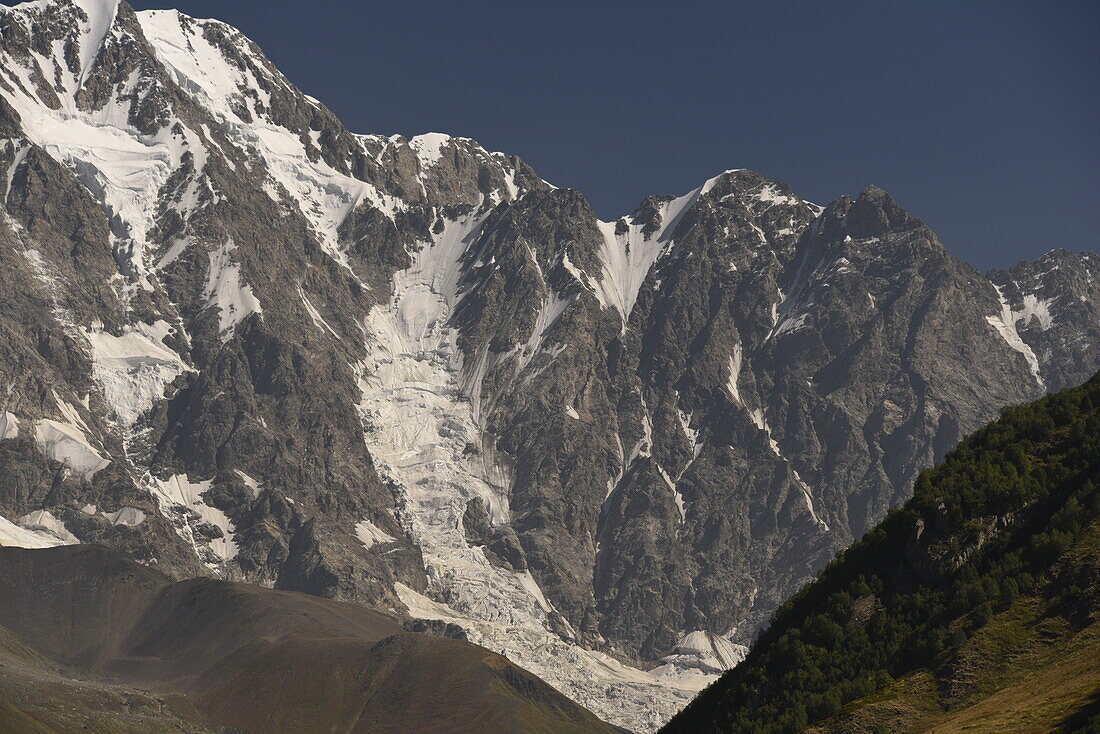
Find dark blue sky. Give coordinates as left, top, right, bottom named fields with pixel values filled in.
left=131, top=0, right=1099, bottom=270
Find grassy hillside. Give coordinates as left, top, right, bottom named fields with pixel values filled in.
left=0, top=545, right=618, bottom=734
left=662, top=373, right=1100, bottom=734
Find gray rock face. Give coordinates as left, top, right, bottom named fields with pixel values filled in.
left=988, top=249, right=1100, bottom=393
left=592, top=182, right=1042, bottom=653
left=0, top=2, right=1096, bottom=730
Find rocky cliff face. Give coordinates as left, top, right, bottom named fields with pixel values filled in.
left=0, top=2, right=1097, bottom=731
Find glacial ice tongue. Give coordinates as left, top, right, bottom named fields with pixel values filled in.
left=358, top=212, right=723, bottom=733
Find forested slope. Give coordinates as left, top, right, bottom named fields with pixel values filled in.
left=663, top=372, right=1100, bottom=733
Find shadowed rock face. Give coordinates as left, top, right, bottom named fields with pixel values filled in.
left=0, top=544, right=618, bottom=734
left=0, top=2, right=1097, bottom=729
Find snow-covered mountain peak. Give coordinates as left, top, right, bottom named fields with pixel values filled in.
left=1, top=0, right=116, bottom=105
left=137, top=7, right=324, bottom=134
left=591, top=168, right=822, bottom=325
left=71, top=0, right=120, bottom=81
left=408, top=131, right=452, bottom=168
left=1, top=0, right=544, bottom=280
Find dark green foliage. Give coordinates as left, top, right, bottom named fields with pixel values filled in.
left=662, top=372, right=1100, bottom=734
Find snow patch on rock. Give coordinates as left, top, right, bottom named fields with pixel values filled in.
left=748, top=406, right=828, bottom=530
left=409, top=132, right=451, bottom=168
left=103, top=506, right=146, bottom=527
left=204, top=239, right=262, bottom=339
left=774, top=311, right=810, bottom=337
left=755, top=183, right=799, bottom=208
left=34, top=418, right=109, bottom=479
left=595, top=180, right=709, bottom=327
left=508, top=293, right=573, bottom=380
left=150, top=473, right=237, bottom=567
left=657, top=464, right=687, bottom=523
left=0, top=514, right=74, bottom=549
left=677, top=408, right=700, bottom=455
left=233, top=470, right=261, bottom=498
left=141, top=10, right=399, bottom=262
left=986, top=284, right=1045, bottom=389
left=355, top=519, right=395, bottom=549
left=84, top=320, right=188, bottom=426
left=0, top=9, right=200, bottom=276
left=18, top=509, right=79, bottom=545
left=0, top=412, right=18, bottom=441
left=2, top=140, right=29, bottom=205
left=71, top=0, right=121, bottom=86
left=1016, top=293, right=1056, bottom=331
left=297, top=284, right=340, bottom=338
left=725, top=342, right=744, bottom=404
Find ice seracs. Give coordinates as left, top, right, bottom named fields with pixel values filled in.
left=7, top=5, right=1089, bottom=732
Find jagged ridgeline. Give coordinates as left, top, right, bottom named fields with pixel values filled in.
left=662, top=372, right=1100, bottom=734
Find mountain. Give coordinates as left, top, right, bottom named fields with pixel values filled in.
left=0, top=1, right=1097, bottom=729
left=661, top=371, right=1100, bottom=733
left=0, top=543, right=619, bottom=733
